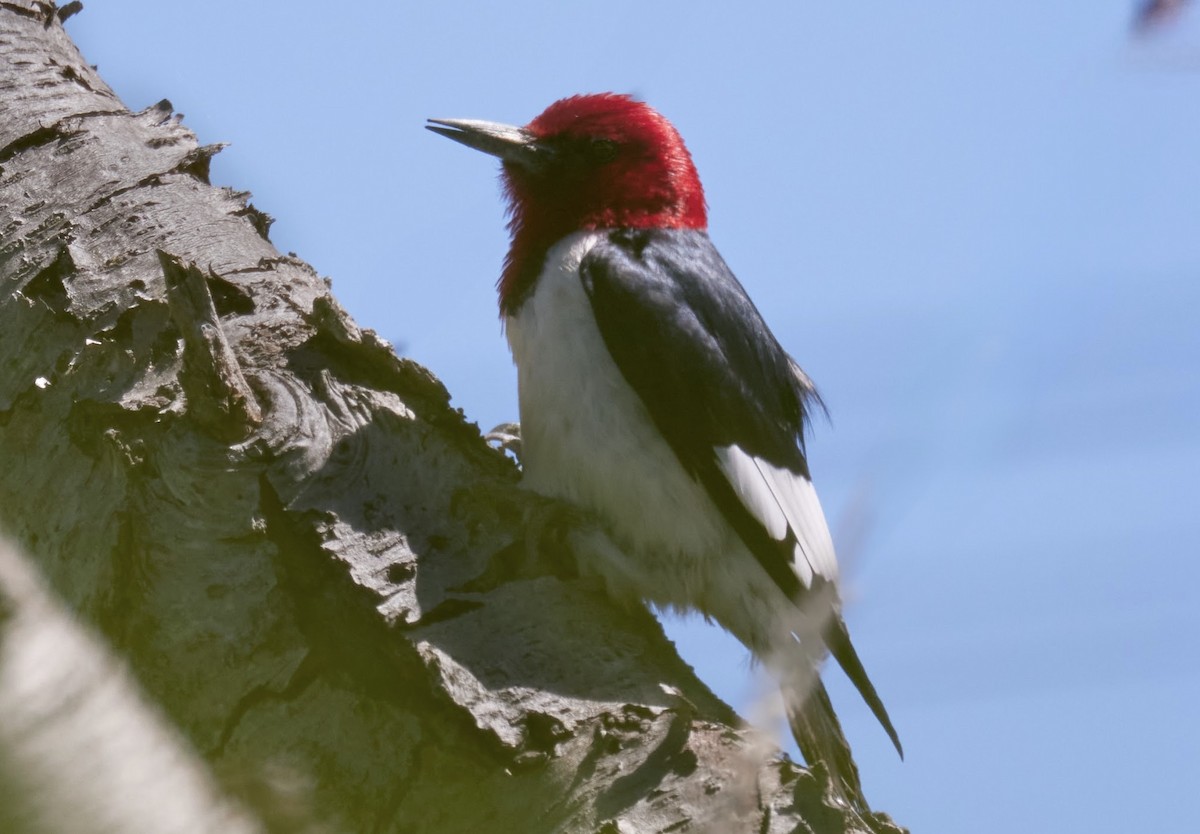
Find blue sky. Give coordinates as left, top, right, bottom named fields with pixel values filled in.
left=68, top=2, right=1200, bottom=831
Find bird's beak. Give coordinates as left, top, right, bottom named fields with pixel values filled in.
left=426, top=118, right=550, bottom=171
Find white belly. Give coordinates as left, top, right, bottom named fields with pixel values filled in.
left=504, top=232, right=738, bottom=606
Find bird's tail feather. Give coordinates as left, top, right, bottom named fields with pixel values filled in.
left=784, top=677, right=868, bottom=810
left=825, top=616, right=904, bottom=760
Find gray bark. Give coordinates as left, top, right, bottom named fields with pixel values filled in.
left=0, top=2, right=906, bottom=832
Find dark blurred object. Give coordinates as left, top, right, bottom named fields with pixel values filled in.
left=1134, top=0, right=1191, bottom=32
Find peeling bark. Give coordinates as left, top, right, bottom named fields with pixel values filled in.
left=0, top=3, right=906, bottom=832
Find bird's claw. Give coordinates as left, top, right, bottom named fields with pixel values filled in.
left=485, top=421, right=523, bottom=463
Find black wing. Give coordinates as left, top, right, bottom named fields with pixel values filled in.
left=579, top=227, right=821, bottom=600
left=580, top=227, right=903, bottom=759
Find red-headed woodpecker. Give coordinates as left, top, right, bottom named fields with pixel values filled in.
left=428, top=94, right=901, bottom=808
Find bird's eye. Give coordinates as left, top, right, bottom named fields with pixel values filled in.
left=589, top=138, right=619, bottom=163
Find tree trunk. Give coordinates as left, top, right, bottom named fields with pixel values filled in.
left=0, top=3, right=905, bottom=832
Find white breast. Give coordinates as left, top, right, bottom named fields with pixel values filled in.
left=504, top=231, right=737, bottom=606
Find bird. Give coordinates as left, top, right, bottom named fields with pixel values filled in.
left=427, top=93, right=901, bottom=809
left=1134, top=0, right=1189, bottom=31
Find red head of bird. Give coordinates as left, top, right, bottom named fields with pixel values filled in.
left=429, top=93, right=707, bottom=313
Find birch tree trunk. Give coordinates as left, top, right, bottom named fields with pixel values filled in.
left=0, top=3, right=905, bottom=832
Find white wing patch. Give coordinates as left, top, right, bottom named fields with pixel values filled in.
left=714, top=445, right=839, bottom=588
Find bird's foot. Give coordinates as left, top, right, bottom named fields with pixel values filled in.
left=451, top=483, right=588, bottom=596
left=519, top=491, right=592, bottom=577
left=485, top=421, right=522, bottom=463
